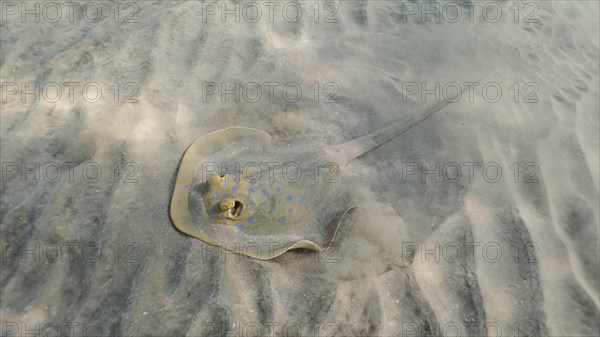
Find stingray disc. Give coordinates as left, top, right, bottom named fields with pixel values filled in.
left=170, top=127, right=352, bottom=260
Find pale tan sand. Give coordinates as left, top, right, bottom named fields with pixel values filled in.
left=1, top=1, right=598, bottom=336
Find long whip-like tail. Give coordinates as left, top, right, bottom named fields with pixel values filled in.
left=331, top=70, right=498, bottom=165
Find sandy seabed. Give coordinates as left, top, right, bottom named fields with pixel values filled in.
left=1, top=1, right=599, bottom=336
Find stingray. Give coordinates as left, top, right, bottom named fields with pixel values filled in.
left=171, top=75, right=491, bottom=260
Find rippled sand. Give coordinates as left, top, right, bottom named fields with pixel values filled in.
left=1, top=1, right=598, bottom=336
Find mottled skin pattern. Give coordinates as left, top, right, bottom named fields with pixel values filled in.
left=203, top=174, right=316, bottom=228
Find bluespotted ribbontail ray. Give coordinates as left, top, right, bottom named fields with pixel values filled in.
left=171, top=73, right=495, bottom=260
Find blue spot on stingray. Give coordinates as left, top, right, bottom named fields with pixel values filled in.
left=286, top=195, right=293, bottom=202
left=212, top=192, right=218, bottom=198
left=270, top=206, right=276, bottom=213
left=231, top=185, right=237, bottom=192
left=261, top=190, right=268, bottom=196
left=298, top=196, right=305, bottom=203
left=210, top=206, right=217, bottom=211
left=211, top=215, right=217, bottom=219
left=235, top=223, right=242, bottom=229
left=249, top=200, right=255, bottom=206
left=260, top=201, right=267, bottom=206
left=248, top=187, right=255, bottom=195
left=247, top=217, right=254, bottom=223
left=275, top=186, right=282, bottom=193
left=220, top=215, right=225, bottom=220
left=277, top=217, right=286, bottom=223
left=223, top=179, right=228, bottom=185
left=183, top=184, right=189, bottom=189
left=288, top=208, right=293, bottom=213
left=268, top=231, right=273, bottom=235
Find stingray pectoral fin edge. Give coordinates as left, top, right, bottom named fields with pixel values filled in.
left=170, top=127, right=273, bottom=245
left=263, top=206, right=356, bottom=260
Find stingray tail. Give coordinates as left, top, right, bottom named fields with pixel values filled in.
left=332, top=70, right=498, bottom=165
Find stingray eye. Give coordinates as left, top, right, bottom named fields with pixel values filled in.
left=207, top=174, right=224, bottom=186
left=219, top=199, right=244, bottom=219
left=219, top=199, right=235, bottom=211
